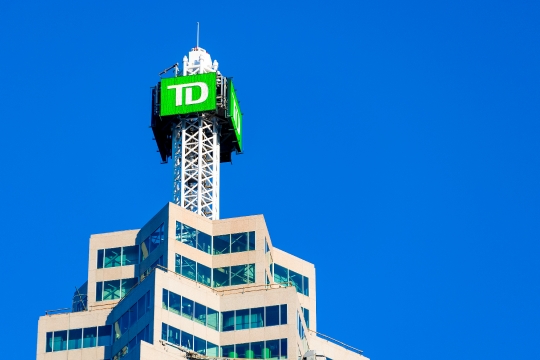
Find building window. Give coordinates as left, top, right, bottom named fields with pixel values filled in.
left=46, top=326, right=112, bottom=353
left=273, top=263, right=309, bottom=296
left=176, top=221, right=255, bottom=256
left=140, top=223, right=165, bottom=261
left=95, top=278, right=138, bottom=302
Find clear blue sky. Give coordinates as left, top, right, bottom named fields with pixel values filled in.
left=0, top=0, right=539, bottom=359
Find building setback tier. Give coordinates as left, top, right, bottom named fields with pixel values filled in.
left=37, top=202, right=367, bottom=360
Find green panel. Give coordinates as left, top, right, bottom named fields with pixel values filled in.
left=160, top=73, right=217, bottom=116
left=228, top=79, right=243, bottom=152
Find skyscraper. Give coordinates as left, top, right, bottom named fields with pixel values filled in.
left=36, top=45, right=367, bottom=360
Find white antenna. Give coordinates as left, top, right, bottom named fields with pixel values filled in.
left=196, top=22, right=200, bottom=48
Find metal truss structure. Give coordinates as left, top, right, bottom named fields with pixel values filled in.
left=172, top=114, right=220, bottom=220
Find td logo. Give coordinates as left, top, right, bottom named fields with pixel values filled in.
left=160, top=72, right=217, bottom=116
left=167, top=82, right=208, bottom=106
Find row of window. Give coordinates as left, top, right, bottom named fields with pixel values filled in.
left=97, top=245, right=139, bottom=269
left=176, top=221, right=256, bottom=255
left=162, top=289, right=219, bottom=331
left=272, top=264, right=309, bottom=296
left=161, top=322, right=289, bottom=359
left=113, top=291, right=151, bottom=342
left=221, top=338, right=288, bottom=359
left=161, top=322, right=219, bottom=356
left=45, top=326, right=112, bottom=352
left=175, top=254, right=255, bottom=288
left=162, top=288, right=287, bottom=332
left=96, top=277, right=138, bottom=302
left=140, top=223, right=165, bottom=261
left=221, top=304, right=288, bottom=332
left=112, top=325, right=150, bottom=360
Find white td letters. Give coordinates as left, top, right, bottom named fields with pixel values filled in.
left=167, top=82, right=209, bottom=106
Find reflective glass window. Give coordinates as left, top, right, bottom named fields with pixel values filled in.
left=197, top=231, right=212, bottom=254
left=197, top=263, right=211, bottom=287
left=280, top=304, right=287, bottom=325
left=182, top=297, right=194, bottom=320
left=83, top=327, right=97, bottom=348
left=97, top=249, right=104, bottom=269
left=146, top=291, right=151, bottom=313
left=231, top=232, right=248, bottom=253
left=181, top=330, right=193, bottom=350
left=128, top=336, right=136, bottom=352
left=194, top=302, right=206, bottom=325
left=46, top=332, right=53, bottom=352
left=122, top=245, right=139, bottom=266
left=195, top=336, right=206, bottom=355
left=181, top=257, right=196, bottom=280
left=53, top=330, right=67, bottom=351
left=235, top=309, right=250, bottom=330
left=231, top=264, right=249, bottom=286
left=213, top=234, right=230, bottom=255
left=104, top=247, right=121, bottom=268
left=207, top=341, right=219, bottom=357
left=129, top=304, right=138, bottom=328
left=168, top=324, right=180, bottom=345
left=98, top=325, right=112, bottom=347
left=249, top=231, right=256, bottom=251
left=303, top=276, right=309, bottom=296
left=162, top=289, right=169, bottom=310
left=273, top=264, right=288, bottom=285
left=137, top=295, right=146, bottom=320
left=169, top=291, right=181, bottom=315
left=103, top=280, right=120, bottom=300
left=175, top=254, right=181, bottom=273
left=280, top=338, right=288, bottom=359
left=161, top=323, right=167, bottom=341
left=120, top=312, right=129, bottom=334
left=222, top=345, right=235, bottom=358
left=96, top=282, right=103, bottom=301
left=213, top=267, right=230, bottom=288
left=303, top=307, right=310, bottom=328
left=250, top=307, right=264, bottom=328
left=114, top=320, right=122, bottom=342
left=265, top=238, right=269, bottom=253
left=149, top=223, right=164, bottom=252
left=222, top=310, right=235, bottom=332
left=140, top=238, right=149, bottom=261
left=68, top=328, right=82, bottom=350
left=236, top=343, right=249, bottom=359
left=137, top=325, right=148, bottom=343
left=289, top=270, right=302, bottom=293
left=247, top=264, right=255, bottom=283
left=121, top=278, right=138, bottom=298
left=251, top=341, right=264, bottom=359
left=266, top=339, right=280, bottom=360
left=179, top=223, right=196, bottom=248
left=266, top=305, right=279, bottom=327
left=175, top=221, right=181, bottom=240
left=207, top=307, right=219, bottom=331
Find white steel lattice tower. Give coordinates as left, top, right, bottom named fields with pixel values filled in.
left=172, top=48, right=221, bottom=220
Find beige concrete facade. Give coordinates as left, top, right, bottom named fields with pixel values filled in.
left=37, top=202, right=367, bottom=360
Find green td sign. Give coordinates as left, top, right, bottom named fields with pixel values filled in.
left=160, top=73, right=217, bottom=116
left=228, top=80, right=242, bottom=152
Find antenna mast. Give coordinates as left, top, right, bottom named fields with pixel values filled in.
left=196, top=22, right=199, bottom=48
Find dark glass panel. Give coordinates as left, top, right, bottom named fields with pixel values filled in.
left=231, top=232, right=248, bottom=253
left=250, top=307, right=264, bottom=328
left=235, top=309, right=250, bottom=330
left=212, top=234, right=230, bottom=255
left=265, top=305, right=279, bottom=327
left=221, top=310, right=235, bottom=332
left=68, top=328, right=82, bottom=350
left=83, top=327, right=97, bottom=348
